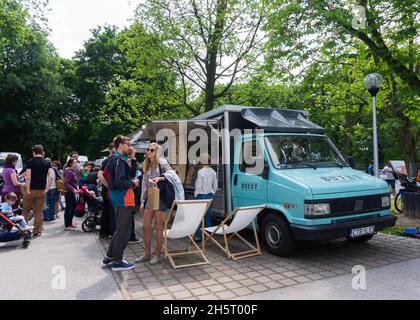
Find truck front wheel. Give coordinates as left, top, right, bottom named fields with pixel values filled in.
left=261, top=213, right=296, bottom=257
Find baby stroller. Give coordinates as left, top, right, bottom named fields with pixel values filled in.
left=76, top=186, right=103, bottom=233
left=0, top=209, right=32, bottom=248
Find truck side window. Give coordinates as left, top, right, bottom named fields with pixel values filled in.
left=239, top=140, right=265, bottom=175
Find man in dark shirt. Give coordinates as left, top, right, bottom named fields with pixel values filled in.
left=22, top=145, right=54, bottom=236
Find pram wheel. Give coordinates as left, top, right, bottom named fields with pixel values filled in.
left=22, top=232, right=31, bottom=248
left=22, top=239, right=30, bottom=248
left=82, top=217, right=96, bottom=233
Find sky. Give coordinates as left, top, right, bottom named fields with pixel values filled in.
left=46, top=0, right=141, bottom=58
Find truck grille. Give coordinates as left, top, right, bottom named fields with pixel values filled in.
left=306, top=193, right=389, bottom=218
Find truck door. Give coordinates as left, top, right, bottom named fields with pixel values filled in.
left=232, top=137, right=269, bottom=208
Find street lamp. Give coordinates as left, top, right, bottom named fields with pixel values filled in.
left=364, top=73, right=384, bottom=178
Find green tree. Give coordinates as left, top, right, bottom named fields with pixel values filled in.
left=103, top=22, right=188, bottom=131
left=0, top=0, right=71, bottom=160
left=264, top=0, right=420, bottom=168
left=137, top=0, right=266, bottom=114
left=68, top=25, right=125, bottom=158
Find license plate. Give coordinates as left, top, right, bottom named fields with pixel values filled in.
left=349, top=226, right=375, bottom=238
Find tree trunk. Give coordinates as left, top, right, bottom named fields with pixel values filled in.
left=204, top=78, right=216, bottom=112
left=204, top=0, right=227, bottom=112
left=398, top=116, right=418, bottom=175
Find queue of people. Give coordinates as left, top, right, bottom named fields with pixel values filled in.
left=1, top=136, right=218, bottom=272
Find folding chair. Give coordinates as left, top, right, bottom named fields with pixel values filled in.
left=163, top=199, right=212, bottom=269
left=204, top=205, right=265, bottom=260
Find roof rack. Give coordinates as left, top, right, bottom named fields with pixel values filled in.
left=193, top=105, right=325, bottom=134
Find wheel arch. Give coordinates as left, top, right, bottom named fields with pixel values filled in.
left=257, top=207, right=290, bottom=231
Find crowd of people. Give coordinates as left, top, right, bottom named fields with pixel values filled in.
left=0, top=135, right=218, bottom=272
left=365, top=160, right=420, bottom=196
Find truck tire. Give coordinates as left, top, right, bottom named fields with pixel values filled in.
left=347, top=234, right=374, bottom=243
left=261, top=213, right=296, bottom=257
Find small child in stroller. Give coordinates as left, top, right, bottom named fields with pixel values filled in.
left=76, top=186, right=103, bottom=233
left=1, top=192, right=33, bottom=232
left=0, top=192, right=33, bottom=248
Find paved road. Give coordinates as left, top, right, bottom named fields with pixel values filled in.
left=106, top=214, right=420, bottom=300
left=240, top=257, right=420, bottom=300
left=0, top=213, right=123, bottom=300
left=2, top=211, right=420, bottom=300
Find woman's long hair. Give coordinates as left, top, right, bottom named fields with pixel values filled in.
left=66, top=158, right=76, bottom=169
left=143, top=143, right=163, bottom=173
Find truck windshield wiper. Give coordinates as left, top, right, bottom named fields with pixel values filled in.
left=324, top=161, right=344, bottom=168
left=301, top=162, right=317, bottom=169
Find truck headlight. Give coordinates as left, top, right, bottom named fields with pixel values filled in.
left=305, top=203, right=330, bottom=217
left=382, top=196, right=390, bottom=208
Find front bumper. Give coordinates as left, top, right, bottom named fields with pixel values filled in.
left=291, top=214, right=397, bottom=241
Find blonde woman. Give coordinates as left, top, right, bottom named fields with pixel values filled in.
left=135, top=143, right=172, bottom=265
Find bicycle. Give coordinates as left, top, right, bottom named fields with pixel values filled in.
left=394, top=173, right=420, bottom=213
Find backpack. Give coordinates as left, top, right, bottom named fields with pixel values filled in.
left=157, top=164, right=176, bottom=208
left=52, top=168, right=65, bottom=193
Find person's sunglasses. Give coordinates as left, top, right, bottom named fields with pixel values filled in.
left=147, top=148, right=156, bottom=153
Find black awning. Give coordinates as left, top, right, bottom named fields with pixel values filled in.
left=241, top=108, right=325, bottom=134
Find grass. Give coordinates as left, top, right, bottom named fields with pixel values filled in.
left=382, top=226, right=405, bottom=236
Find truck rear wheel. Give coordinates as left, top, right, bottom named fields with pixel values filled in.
left=261, top=213, right=296, bottom=257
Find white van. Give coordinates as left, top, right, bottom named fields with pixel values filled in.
left=66, top=155, right=89, bottom=166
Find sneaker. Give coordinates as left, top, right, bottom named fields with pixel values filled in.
left=64, top=227, right=76, bottom=231
left=150, top=255, right=163, bottom=265
left=129, top=237, right=142, bottom=244
left=102, top=256, right=114, bottom=267
left=134, top=255, right=151, bottom=263
left=33, top=232, right=41, bottom=238
left=111, top=261, right=135, bottom=272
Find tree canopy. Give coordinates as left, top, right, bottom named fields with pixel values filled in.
left=0, top=0, right=418, bottom=170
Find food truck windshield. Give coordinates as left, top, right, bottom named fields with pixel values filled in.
left=265, top=135, right=349, bottom=170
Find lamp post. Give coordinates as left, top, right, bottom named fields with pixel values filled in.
left=364, top=73, right=384, bottom=178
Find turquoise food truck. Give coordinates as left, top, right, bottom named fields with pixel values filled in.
left=142, top=105, right=396, bottom=256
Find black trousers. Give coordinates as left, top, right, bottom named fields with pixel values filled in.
left=64, top=192, right=76, bottom=228
left=106, top=206, right=133, bottom=263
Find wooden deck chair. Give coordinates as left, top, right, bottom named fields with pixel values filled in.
left=203, top=205, right=265, bottom=261
left=163, top=199, right=212, bottom=269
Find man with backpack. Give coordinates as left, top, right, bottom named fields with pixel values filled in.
left=102, top=136, right=139, bottom=272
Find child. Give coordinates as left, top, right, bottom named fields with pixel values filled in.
left=1, top=192, right=33, bottom=231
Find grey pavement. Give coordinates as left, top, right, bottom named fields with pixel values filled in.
left=2, top=209, right=420, bottom=300
left=240, top=257, right=420, bottom=300
left=0, top=212, right=123, bottom=300
left=105, top=214, right=420, bottom=300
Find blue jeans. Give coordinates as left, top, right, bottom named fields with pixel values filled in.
left=43, top=188, right=58, bottom=221
left=10, top=215, right=28, bottom=229
left=194, top=193, right=214, bottom=241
